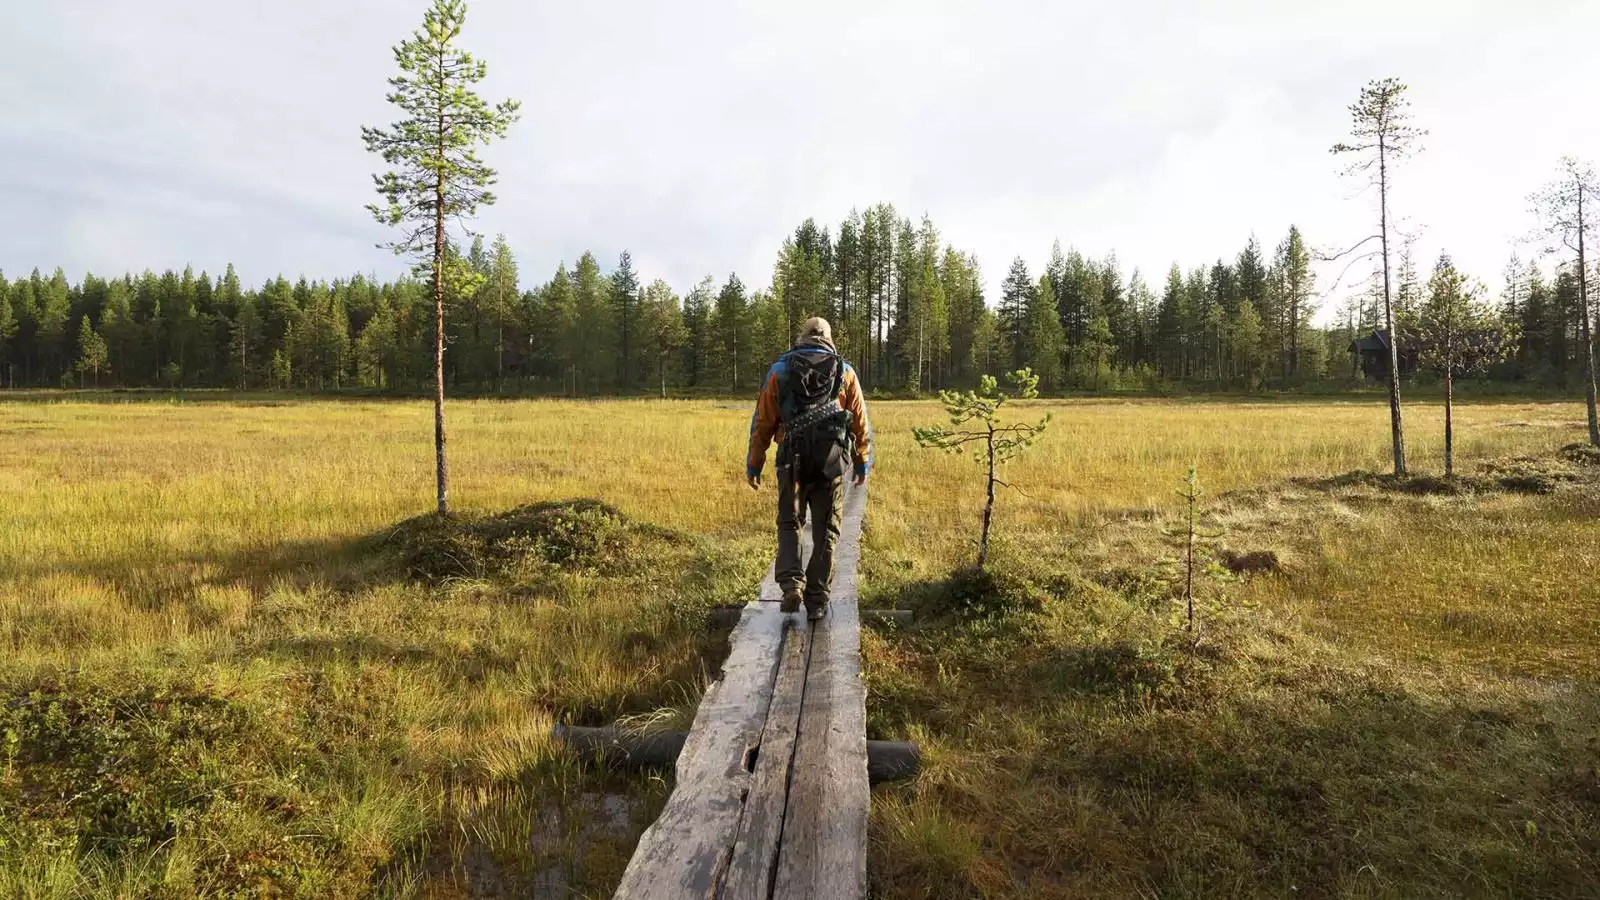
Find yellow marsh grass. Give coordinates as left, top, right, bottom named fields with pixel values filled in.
left=2, top=396, right=1583, bottom=582
left=2, top=395, right=1589, bottom=675
left=1234, top=490, right=1600, bottom=677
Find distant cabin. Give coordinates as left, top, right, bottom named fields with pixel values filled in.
left=1349, top=329, right=1418, bottom=381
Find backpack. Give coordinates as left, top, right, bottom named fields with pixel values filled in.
left=777, top=349, right=852, bottom=483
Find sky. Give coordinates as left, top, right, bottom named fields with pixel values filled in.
left=2, top=0, right=1597, bottom=324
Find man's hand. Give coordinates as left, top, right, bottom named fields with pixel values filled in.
left=852, top=463, right=868, bottom=487
left=747, top=473, right=762, bottom=491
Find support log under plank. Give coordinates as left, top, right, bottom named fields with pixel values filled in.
left=553, top=726, right=920, bottom=784
left=705, top=606, right=913, bottom=629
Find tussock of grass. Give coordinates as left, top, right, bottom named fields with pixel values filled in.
left=1561, top=442, right=1600, bottom=466
left=386, top=499, right=681, bottom=582
left=1293, top=449, right=1597, bottom=500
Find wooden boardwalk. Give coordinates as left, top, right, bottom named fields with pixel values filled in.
left=612, top=481, right=870, bottom=900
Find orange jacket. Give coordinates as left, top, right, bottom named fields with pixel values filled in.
left=746, top=347, right=872, bottom=479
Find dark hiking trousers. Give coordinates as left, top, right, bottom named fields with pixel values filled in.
left=776, top=465, right=844, bottom=609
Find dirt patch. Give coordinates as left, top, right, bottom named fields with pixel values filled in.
left=1220, top=549, right=1282, bottom=576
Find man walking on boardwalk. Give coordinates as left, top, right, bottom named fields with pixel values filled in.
left=746, top=317, right=873, bottom=620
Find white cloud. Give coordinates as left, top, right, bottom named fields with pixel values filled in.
left=2, top=0, right=1596, bottom=325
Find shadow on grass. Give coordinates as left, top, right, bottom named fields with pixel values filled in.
left=257, top=631, right=526, bottom=680
left=869, top=608, right=1600, bottom=897
left=4, top=498, right=698, bottom=601
left=1060, top=676, right=1600, bottom=895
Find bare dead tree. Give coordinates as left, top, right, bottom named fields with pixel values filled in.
left=1332, top=77, right=1427, bottom=476
left=1529, top=157, right=1600, bottom=447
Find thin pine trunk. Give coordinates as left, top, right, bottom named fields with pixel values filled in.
left=1184, top=500, right=1196, bottom=631
left=1578, top=186, right=1600, bottom=446
left=1444, top=370, right=1455, bottom=477
left=978, top=424, right=996, bottom=569
left=1289, top=296, right=1300, bottom=378
left=1379, top=138, right=1408, bottom=475
left=432, top=105, right=450, bottom=516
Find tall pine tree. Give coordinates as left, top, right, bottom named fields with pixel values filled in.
left=362, top=0, right=520, bottom=514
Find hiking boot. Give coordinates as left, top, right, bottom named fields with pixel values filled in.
left=780, top=588, right=803, bottom=614
left=806, top=601, right=828, bottom=622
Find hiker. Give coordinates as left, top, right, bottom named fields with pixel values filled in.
left=746, top=317, right=872, bottom=620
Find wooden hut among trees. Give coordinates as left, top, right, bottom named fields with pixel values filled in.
left=1349, top=329, right=1419, bottom=381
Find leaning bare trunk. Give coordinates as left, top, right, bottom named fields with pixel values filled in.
left=433, top=177, right=450, bottom=516
left=1444, top=370, right=1455, bottom=478
left=1379, top=139, right=1408, bottom=475
left=978, top=426, right=996, bottom=569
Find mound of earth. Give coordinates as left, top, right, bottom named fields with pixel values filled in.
left=387, top=499, right=679, bottom=581
left=1297, top=448, right=1599, bottom=499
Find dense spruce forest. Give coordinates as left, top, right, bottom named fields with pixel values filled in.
left=0, top=206, right=1592, bottom=395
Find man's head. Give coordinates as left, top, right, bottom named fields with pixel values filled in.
left=799, top=317, right=833, bottom=346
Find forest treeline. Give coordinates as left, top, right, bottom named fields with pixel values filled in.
left=0, top=205, right=1592, bottom=395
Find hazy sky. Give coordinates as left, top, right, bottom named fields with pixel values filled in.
left=3, top=0, right=1596, bottom=322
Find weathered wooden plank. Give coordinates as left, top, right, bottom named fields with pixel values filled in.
left=612, top=514, right=813, bottom=899
left=611, top=600, right=786, bottom=899
left=721, top=620, right=810, bottom=897
left=772, top=482, right=870, bottom=900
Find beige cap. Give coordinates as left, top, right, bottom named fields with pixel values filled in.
left=799, top=317, right=832, bottom=342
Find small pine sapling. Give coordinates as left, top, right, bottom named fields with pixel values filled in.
left=1417, top=254, right=1519, bottom=476
left=1162, top=467, right=1226, bottom=634
left=913, top=368, right=1051, bottom=568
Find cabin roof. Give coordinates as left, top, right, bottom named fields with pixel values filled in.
left=1349, top=329, right=1391, bottom=353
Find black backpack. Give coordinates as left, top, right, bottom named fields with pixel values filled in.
left=778, top=349, right=852, bottom=483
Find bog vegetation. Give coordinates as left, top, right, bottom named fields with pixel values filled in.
left=2, top=394, right=1596, bottom=897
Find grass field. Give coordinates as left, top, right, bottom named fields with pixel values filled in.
left=2, top=393, right=1597, bottom=897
